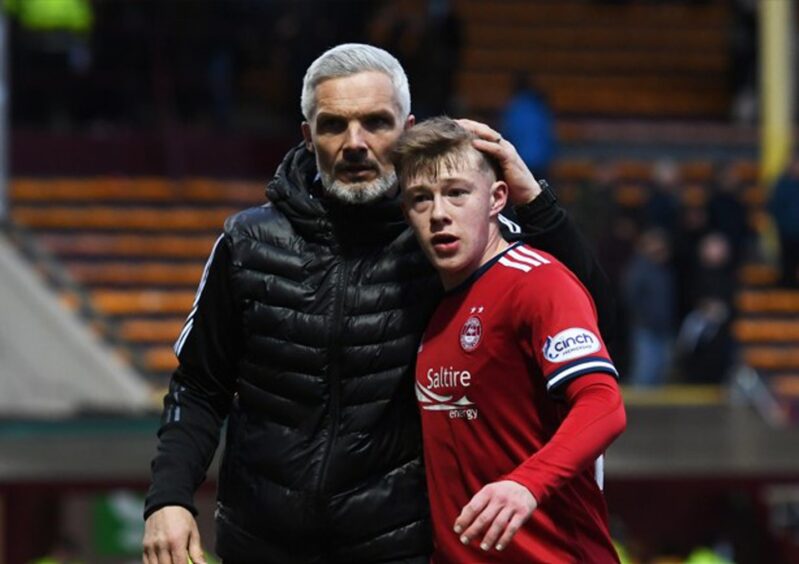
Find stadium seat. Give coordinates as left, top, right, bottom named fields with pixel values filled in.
left=455, top=0, right=731, bottom=118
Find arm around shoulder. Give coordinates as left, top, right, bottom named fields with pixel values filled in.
left=513, top=184, right=617, bottom=346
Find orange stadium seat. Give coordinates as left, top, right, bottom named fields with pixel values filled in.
left=37, top=234, right=220, bottom=259
left=119, top=318, right=187, bottom=344
left=68, top=262, right=204, bottom=287
left=90, top=289, right=196, bottom=316
left=11, top=206, right=237, bottom=231
left=454, top=0, right=731, bottom=118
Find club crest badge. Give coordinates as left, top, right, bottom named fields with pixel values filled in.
left=460, top=315, right=482, bottom=352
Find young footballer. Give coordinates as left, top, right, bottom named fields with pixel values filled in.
left=394, top=117, right=627, bottom=563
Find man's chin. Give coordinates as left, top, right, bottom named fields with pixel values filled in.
left=322, top=173, right=398, bottom=205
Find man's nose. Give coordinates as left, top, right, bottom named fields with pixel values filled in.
left=343, top=123, right=367, bottom=155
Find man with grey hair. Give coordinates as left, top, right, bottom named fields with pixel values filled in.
left=143, top=43, right=613, bottom=563
left=298, top=43, right=411, bottom=205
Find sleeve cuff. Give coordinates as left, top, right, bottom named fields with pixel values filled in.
left=546, top=357, right=619, bottom=397
left=513, top=180, right=565, bottom=235
left=143, top=496, right=198, bottom=520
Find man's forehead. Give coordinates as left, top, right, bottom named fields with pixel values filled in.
left=314, top=71, right=400, bottom=117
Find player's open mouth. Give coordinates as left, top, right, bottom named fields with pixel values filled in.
left=431, top=234, right=459, bottom=253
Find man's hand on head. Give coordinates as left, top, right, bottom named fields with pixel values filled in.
left=453, top=479, right=538, bottom=553
left=455, top=118, right=542, bottom=206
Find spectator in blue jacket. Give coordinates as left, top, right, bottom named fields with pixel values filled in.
left=500, top=73, right=557, bottom=180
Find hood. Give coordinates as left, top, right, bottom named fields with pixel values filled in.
left=266, top=143, right=408, bottom=248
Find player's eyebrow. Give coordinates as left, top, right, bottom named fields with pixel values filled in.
left=437, top=175, right=478, bottom=189
left=403, top=182, right=430, bottom=194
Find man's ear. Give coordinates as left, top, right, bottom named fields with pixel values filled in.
left=301, top=122, right=314, bottom=152
left=489, top=180, right=509, bottom=217
left=404, top=114, right=415, bottom=130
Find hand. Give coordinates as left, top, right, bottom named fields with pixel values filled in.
left=143, top=505, right=206, bottom=564
left=453, top=480, right=538, bottom=553
left=455, top=118, right=542, bottom=205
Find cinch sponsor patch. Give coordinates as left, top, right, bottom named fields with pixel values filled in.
left=543, top=328, right=600, bottom=362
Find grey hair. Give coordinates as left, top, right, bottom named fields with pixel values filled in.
left=301, top=43, right=411, bottom=121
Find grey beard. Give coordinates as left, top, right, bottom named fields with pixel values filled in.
left=319, top=169, right=398, bottom=205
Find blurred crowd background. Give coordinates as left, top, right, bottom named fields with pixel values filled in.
left=1, top=0, right=799, bottom=563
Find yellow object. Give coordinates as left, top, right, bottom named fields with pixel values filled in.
left=613, top=539, right=636, bottom=564
left=685, top=546, right=734, bottom=564
left=760, top=0, right=794, bottom=186
left=4, top=0, right=93, bottom=33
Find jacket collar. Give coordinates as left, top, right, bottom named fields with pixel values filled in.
left=266, top=143, right=408, bottom=248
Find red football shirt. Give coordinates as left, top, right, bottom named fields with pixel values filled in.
left=416, top=243, right=620, bottom=563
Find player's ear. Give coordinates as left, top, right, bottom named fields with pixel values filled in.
left=301, top=122, right=314, bottom=153
left=489, top=180, right=508, bottom=217
left=404, top=114, right=415, bottom=130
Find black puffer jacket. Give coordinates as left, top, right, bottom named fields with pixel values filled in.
left=145, top=144, right=614, bottom=563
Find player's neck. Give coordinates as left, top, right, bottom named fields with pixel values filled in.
left=481, top=230, right=511, bottom=270
left=440, top=229, right=510, bottom=291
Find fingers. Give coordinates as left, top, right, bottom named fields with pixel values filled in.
left=479, top=506, right=514, bottom=551
left=455, top=118, right=503, bottom=143
left=495, top=512, right=528, bottom=552
left=453, top=487, right=490, bottom=536
left=142, top=532, right=182, bottom=564
left=472, top=138, right=507, bottom=161
left=143, top=507, right=198, bottom=564
left=188, top=525, right=207, bottom=564
left=459, top=499, right=502, bottom=547
left=172, top=546, right=188, bottom=564
left=142, top=537, right=159, bottom=564
left=143, top=540, right=190, bottom=564
left=455, top=481, right=538, bottom=553
left=458, top=118, right=509, bottom=160
left=157, top=545, right=174, bottom=564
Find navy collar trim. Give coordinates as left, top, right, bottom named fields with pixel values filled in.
left=445, top=241, right=523, bottom=295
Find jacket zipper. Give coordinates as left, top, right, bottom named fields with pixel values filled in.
left=316, top=258, right=350, bottom=493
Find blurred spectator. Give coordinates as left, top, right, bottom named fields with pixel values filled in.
left=675, top=233, right=737, bottom=384
left=673, top=203, right=711, bottom=320
left=500, top=73, right=557, bottom=179
left=644, top=159, right=681, bottom=234
left=569, top=161, right=619, bottom=244
left=707, top=162, right=752, bottom=268
left=768, top=157, right=799, bottom=287
left=568, top=161, right=638, bottom=366
left=598, top=211, right=639, bottom=373
left=623, top=228, right=676, bottom=387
